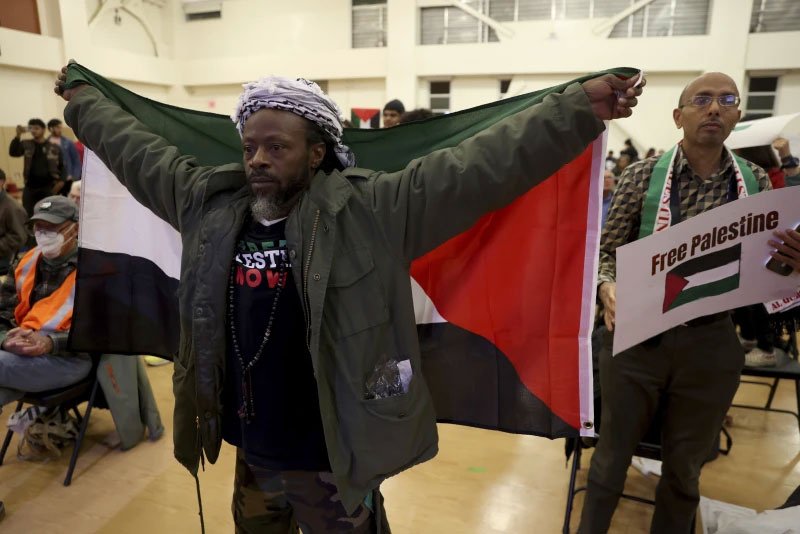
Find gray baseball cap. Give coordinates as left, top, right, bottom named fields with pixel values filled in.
left=30, top=196, right=79, bottom=225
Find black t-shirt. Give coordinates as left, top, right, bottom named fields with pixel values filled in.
left=221, top=217, right=330, bottom=471
left=28, top=142, right=52, bottom=188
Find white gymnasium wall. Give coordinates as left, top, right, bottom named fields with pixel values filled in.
left=86, top=0, right=171, bottom=58
left=0, top=25, right=64, bottom=126
left=775, top=72, right=800, bottom=116
left=37, top=0, right=63, bottom=38
left=171, top=84, right=244, bottom=115
left=174, top=0, right=351, bottom=60
left=327, top=78, right=387, bottom=120
left=1, top=0, right=800, bottom=158
left=0, top=65, right=67, bottom=127
left=449, top=77, right=504, bottom=113
left=115, top=79, right=172, bottom=102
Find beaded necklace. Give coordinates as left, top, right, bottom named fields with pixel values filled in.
left=227, top=255, right=287, bottom=424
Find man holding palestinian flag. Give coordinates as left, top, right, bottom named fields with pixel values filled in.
left=581, top=72, right=800, bottom=533
left=55, top=61, right=643, bottom=533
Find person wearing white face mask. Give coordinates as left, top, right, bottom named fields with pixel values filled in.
left=0, top=195, right=90, bottom=414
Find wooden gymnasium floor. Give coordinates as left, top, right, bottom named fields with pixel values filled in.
left=1, top=356, right=799, bottom=534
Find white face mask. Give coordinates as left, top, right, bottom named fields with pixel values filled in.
left=35, top=225, right=74, bottom=258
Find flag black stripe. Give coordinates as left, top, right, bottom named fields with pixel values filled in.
left=68, top=248, right=179, bottom=359
left=418, top=323, right=577, bottom=438
left=669, top=243, right=741, bottom=278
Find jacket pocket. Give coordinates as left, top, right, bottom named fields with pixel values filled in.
left=347, top=376, right=433, bottom=486
left=325, top=247, right=389, bottom=338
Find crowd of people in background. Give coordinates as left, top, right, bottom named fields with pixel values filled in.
left=2, top=117, right=85, bottom=271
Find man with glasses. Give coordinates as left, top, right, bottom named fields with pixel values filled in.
left=578, top=72, right=800, bottom=533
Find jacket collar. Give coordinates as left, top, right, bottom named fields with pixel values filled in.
left=306, top=169, right=352, bottom=214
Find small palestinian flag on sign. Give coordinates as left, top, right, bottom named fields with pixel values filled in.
left=351, top=108, right=380, bottom=129
left=663, top=243, right=741, bottom=313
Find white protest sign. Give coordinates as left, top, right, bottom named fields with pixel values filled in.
left=765, top=288, right=800, bottom=314
left=725, top=113, right=800, bottom=149
left=614, top=187, right=800, bottom=355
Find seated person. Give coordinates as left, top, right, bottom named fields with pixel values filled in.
left=0, top=168, right=28, bottom=273
left=0, top=196, right=90, bottom=410
left=733, top=303, right=781, bottom=367
left=67, top=180, right=81, bottom=208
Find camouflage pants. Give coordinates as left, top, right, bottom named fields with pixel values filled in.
left=232, top=448, right=390, bottom=534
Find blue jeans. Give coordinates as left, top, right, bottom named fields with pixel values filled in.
left=0, top=350, right=92, bottom=408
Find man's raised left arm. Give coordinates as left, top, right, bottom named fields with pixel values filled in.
left=367, top=74, right=644, bottom=262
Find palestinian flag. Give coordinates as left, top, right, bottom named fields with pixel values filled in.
left=351, top=108, right=379, bottom=129
left=66, top=64, right=636, bottom=438
left=663, top=243, right=741, bottom=313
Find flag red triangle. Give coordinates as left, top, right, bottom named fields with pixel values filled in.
left=663, top=273, right=689, bottom=312
left=410, top=147, right=595, bottom=428
left=352, top=108, right=379, bottom=123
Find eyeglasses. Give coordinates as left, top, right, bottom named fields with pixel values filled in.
left=682, top=94, right=740, bottom=108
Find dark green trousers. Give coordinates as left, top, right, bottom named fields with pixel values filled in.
left=578, top=314, right=744, bottom=534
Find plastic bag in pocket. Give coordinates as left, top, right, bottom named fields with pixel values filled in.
left=364, top=358, right=412, bottom=400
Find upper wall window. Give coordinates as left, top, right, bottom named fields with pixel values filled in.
left=499, top=79, right=512, bottom=99
left=742, top=76, right=778, bottom=121
left=488, top=0, right=634, bottom=21
left=430, top=81, right=451, bottom=115
left=608, top=0, right=711, bottom=38
left=420, top=0, right=710, bottom=45
left=421, top=1, right=497, bottom=45
left=353, top=0, right=387, bottom=48
left=750, top=0, right=800, bottom=33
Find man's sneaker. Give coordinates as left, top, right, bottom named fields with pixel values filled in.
left=144, top=355, right=171, bottom=367
left=744, top=347, right=777, bottom=368
left=738, top=335, right=757, bottom=352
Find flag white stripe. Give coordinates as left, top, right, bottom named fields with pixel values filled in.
left=410, top=277, right=446, bottom=324
left=80, top=150, right=182, bottom=280
left=683, top=260, right=739, bottom=289
left=579, top=132, right=606, bottom=436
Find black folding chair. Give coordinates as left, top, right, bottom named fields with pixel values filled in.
left=732, top=348, right=800, bottom=435
left=0, top=353, right=103, bottom=486
left=561, top=427, right=726, bottom=534
left=561, top=391, right=730, bottom=534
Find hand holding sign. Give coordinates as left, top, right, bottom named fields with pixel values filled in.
left=599, top=282, right=616, bottom=331
left=768, top=226, right=800, bottom=273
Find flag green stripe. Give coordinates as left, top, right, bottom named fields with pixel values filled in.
left=64, top=64, right=638, bottom=172
left=666, top=273, right=740, bottom=311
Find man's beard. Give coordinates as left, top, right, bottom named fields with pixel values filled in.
left=249, top=172, right=311, bottom=221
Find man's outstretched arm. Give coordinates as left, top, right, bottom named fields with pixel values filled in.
left=56, top=62, right=215, bottom=233
left=369, top=73, right=645, bottom=262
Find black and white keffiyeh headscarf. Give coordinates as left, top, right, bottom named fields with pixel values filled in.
left=231, top=76, right=355, bottom=169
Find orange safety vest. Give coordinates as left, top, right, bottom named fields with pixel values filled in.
left=14, top=248, right=77, bottom=334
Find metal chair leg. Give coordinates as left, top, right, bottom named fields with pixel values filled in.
left=64, top=379, right=99, bottom=486
left=795, top=379, right=800, bottom=435
left=563, top=438, right=582, bottom=534
left=765, top=378, right=780, bottom=409
left=0, top=400, right=24, bottom=466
